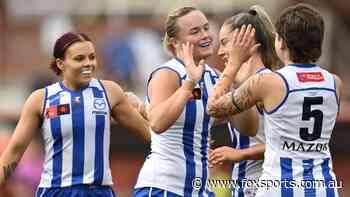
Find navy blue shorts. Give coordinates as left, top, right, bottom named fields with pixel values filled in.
left=134, top=187, right=181, bottom=197
left=134, top=187, right=215, bottom=197
left=35, top=185, right=116, bottom=197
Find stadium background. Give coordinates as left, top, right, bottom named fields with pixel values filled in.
left=0, top=0, right=349, bottom=196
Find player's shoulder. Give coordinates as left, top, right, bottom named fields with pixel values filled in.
left=332, top=73, right=342, bottom=86
left=250, top=71, right=286, bottom=100
left=149, top=63, right=182, bottom=88
left=100, top=80, right=123, bottom=95
left=99, top=80, right=124, bottom=107
left=151, top=58, right=184, bottom=78
left=23, top=88, right=45, bottom=114
left=258, top=72, right=283, bottom=85
left=331, top=73, right=343, bottom=99
left=30, top=88, right=45, bottom=101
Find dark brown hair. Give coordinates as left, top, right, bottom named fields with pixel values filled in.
left=50, top=32, right=92, bottom=75
left=163, top=7, right=198, bottom=55
left=224, top=5, right=280, bottom=69
left=275, top=3, right=324, bottom=63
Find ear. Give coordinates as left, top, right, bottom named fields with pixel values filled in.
left=56, top=58, right=64, bottom=72
left=275, top=33, right=285, bottom=50
left=169, top=37, right=180, bottom=55
left=169, top=37, right=179, bottom=47
left=280, top=38, right=287, bottom=50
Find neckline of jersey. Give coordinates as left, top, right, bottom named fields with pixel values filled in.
left=288, top=63, right=317, bottom=68
left=174, top=57, right=185, bottom=66
left=59, top=81, right=90, bottom=94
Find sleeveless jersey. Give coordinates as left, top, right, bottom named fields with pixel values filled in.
left=39, top=78, right=113, bottom=188
left=229, top=67, right=270, bottom=197
left=135, top=58, right=219, bottom=196
left=257, top=64, right=339, bottom=197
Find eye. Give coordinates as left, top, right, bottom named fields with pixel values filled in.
left=89, top=54, right=96, bottom=60
left=191, top=30, right=199, bottom=34
left=221, top=39, right=228, bottom=46
left=190, top=29, right=199, bottom=35
left=74, top=55, right=85, bottom=62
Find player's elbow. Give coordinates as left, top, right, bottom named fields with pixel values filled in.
left=149, top=119, right=167, bottom=134
left=150, top=124, right=166, bottom=134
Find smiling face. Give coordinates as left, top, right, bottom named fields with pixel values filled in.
left=174, top=10, right=214, bottom=62
left=217, top=23, right=234, bottom=64
left=57, top=41, right=97, bottom=88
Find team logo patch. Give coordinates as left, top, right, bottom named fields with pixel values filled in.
left=45, top=104, right=70, bottom=119
left=296, top=72, right=324, bottom=82
left=74, top=96, right=81, bottom=104
left=94, top=98, right=106, bottom=110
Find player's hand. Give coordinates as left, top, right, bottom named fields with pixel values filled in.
left=227, top=24, right=260, bottom=70
left=175, top=42, right=205, bottom=84
left=125, top=92, right=142, bottom=108
left=138, top=102, right=149, bottom=120
left=208, top=148, right=218, bottom=168
left=124, top=92, right=149, bottom=120
left=209, top=146, right=245, bottom=165
left=211, top=86, right=227, bottom=100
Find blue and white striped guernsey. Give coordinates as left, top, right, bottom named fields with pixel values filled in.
left=135, top=58, right=219, bottom=197
left=39, top=78, right=113, bottom=188
left=256, top=64, right=339, bottom=197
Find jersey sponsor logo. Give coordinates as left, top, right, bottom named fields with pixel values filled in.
left=92, top=110, right=108, bottom=115
left=45, top=104, right=70, bottom=119
left=296, top=72, right=324, bottom=82
left=282, top=140, right=328, bottom=152
left=94, top=98, right=106, bottom=110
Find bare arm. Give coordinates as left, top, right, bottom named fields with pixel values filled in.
left=208, top=25, right=260, bottom=135
left=124, top=91, right=149, bottom=120
left=103, top=80, right=150, bottom=142
left=148, top=69, right=195, bottom=133
left=209, top=25, right=257, bottom=102
left=209, top=144, right=265, bottom=166
left=0, top=89, right=43, bottom=184
left=333, top=74, right=343, bottom=118
left=148, top=42, right=204, bottom=133
left=207, top=73, right=265, bottom=122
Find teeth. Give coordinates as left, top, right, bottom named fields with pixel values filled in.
left=199, top=42, right=210, bottom=47
left=81, top=67, right=92, bottom=75
left=81, top=70, right=91, bottom=74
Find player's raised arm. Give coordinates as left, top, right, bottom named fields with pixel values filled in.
left=207, top=24, right=262, bottom=119
left=208, top=73, right=267, bottom=118
left=147, top=42, right=205, bottom=134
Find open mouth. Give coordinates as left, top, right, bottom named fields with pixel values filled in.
left=198, top=41, right=211, bottom=48
left=80, top=67, right=93, bottom=76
